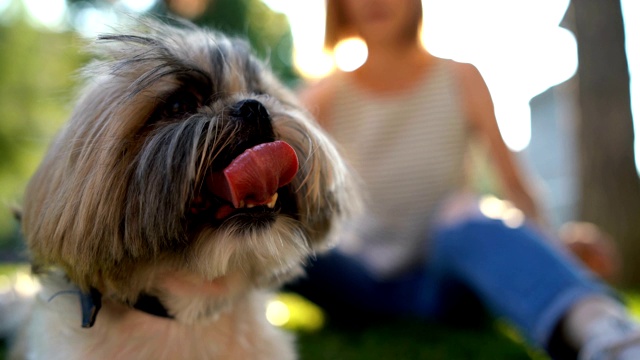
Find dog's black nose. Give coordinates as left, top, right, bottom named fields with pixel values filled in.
left=231, top=99, right=271, bottom=126
left=230, top=99, right=275, bottom=142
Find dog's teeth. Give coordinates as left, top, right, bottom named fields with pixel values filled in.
left=267, top=193, right=278, bottom=209
left=236, top=194, right=277, bottom=209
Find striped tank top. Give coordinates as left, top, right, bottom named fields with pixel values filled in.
left=328, top=58, right=470, bottom=278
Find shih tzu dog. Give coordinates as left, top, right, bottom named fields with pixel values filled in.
left=8, top=19, right=356, bottom=359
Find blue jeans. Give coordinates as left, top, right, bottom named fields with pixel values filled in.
left=286, top=216, right=610, bottom=349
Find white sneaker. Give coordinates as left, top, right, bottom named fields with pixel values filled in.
left=579, top=317, right=640, bottom=360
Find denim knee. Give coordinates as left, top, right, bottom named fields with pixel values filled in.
left=430, top=217, right=514, bottom=263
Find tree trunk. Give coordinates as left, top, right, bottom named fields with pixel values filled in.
left=571, top=0, right=640, bottom=286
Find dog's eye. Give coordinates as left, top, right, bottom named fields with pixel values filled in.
left=161, top=91, right=201, bottom=118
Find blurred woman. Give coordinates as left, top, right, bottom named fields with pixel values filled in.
left=289, top=0, right=640, bottom=358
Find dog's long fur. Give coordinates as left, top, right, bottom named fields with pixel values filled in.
left=8, top=19, right=356, bottom=359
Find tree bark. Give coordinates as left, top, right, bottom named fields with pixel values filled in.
left=571, top=0, right=640, bottom=286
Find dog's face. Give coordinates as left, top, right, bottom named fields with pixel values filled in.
left=21, top=21, right=355, bottom=323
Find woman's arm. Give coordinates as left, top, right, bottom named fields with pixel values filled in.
left=454, top=62, right=546, bottom=226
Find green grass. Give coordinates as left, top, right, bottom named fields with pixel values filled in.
left=295, top=318, right=545, bottom=360
left=271, top=291, right=547, bottom=359
left=291, top=290, right=640, bottom=360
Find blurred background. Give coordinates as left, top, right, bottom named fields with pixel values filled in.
left=0, top=1, right=639, bottom=358
left=0, top=0, right=640, bottom=359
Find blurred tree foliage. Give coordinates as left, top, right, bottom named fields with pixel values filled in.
left=0, top=1, right=84, bottom=249
left=189, top=0, right=297, bottom=85
left=66, top=0, right=299, bottom=86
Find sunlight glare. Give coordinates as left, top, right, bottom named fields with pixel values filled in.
left=479, top=195, right=524, bottom=228
left=621, top=0, right=640, bottom=174
left=479, top=195, right=507, bottom=220
left=273, top=0, right=578, bottom=152
left=267, top=292, right=326, bottom=331
left=263, top=0, right=332, bottom=79
left=120, top=0, right=157, bottom=13
left=23, top=0, right=67, bottom=29
left=493, top=99, right=532, bottom=152
left=502, top=208, right=525, bottom=228
left=266, top=299, right=291, bottom=327
left=334, top=38, right=368, bottom=72
left=14, top=272, right=41, bottom=297
left=294, top=48, right=335, bottom=79
left=0, top=0, right=10, bottom=14
left=74, top=6, right=118, bottom=38
left=421, top=0, right=575, bottom=152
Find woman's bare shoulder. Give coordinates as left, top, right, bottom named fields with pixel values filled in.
left=446, top=60, right=494, bottom=128
left=447, top=60, right=486, bottom=90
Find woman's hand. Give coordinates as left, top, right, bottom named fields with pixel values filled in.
left=560, top=221, right=621, bottom=283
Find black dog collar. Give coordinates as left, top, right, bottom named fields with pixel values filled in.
left=79, top=288, right=102, bottom=328
left=132, top=293, right=174, bottom=319
left=79, top=289, right=174, bottom=328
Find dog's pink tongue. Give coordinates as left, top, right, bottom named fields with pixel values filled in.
left=209, top=141, right=298, bottom=208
